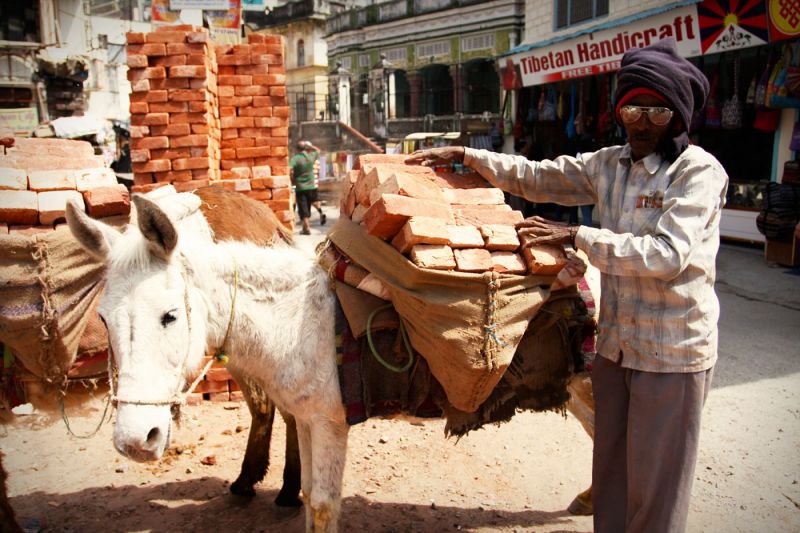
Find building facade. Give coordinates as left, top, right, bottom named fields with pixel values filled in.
left=325, top=0, right=525, bottom=146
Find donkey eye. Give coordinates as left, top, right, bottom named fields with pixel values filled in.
left=160, top=310, right=178, bottom=328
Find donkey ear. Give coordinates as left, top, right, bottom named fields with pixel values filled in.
left=66, top=200, right=121, bottom=260
left=132, top=194, right=178, bottom=260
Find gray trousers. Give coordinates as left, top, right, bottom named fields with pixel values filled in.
left=592, top=355, right=713, bottom=533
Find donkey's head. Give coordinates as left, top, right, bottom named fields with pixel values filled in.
left=67, top=194, right=209, bottom=461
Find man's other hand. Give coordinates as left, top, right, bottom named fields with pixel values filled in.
left=516, top=216, right=578, bottom=248
left=405, top=146, right=465, bottom=167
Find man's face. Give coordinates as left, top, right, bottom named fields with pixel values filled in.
left=621, top=94, right=674, bottom=161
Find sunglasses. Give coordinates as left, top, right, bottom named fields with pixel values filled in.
left=620, top=105, right=674, bottom=126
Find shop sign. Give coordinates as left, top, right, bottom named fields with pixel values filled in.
left=170, top=0, right=230, bottom=9
left=767, top=0, right=800, bottom=41
left=0, top=107, right=39, bottom=136
left=698, top=0, right=769, bottom=53
left=505, top=5, right=702, bottom=86
left=241, top=0, right=265, bottom=11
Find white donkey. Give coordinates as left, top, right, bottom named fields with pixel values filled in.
left=67, top=193, right=347, bottom=532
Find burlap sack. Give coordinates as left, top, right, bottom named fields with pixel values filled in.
left=328, top=217, right=555, bottom=412
left=0, top=229, right=106, bottom=382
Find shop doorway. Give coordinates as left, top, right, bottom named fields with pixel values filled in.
left=463, top=59, right=500, bottom=114
left=419, top=64, right=453, bottom=116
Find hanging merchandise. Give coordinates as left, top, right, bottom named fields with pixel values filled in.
left=566, top=83, right=577, bottom=139
left=745, top=76, right=757, bottom=106
left=540, top=87, right=557, bottom=121
left=574, top=82, right=587, bottom=138
left=722, top=55, right=743, bottom=129
left=790, top=120, right=800, bottom=152
left=557, top=90, right=565, bottom=120
left=705, top=72, right=722, bottom=129
left=769, top=42, right=800, bottom=108
left=786, top=41, right=800, bottom=97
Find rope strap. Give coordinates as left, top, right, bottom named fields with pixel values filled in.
left=365, top=304, right=414, bottom=373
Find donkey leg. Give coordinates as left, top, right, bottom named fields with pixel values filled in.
left=296, top=422, right=315, bottom=533
left=230, top=377, right=275, bottom=498
left=308, top=418, right=349, bottom=533
left=566, top=371, right=595, bottom=516
left=275, top=410, right=302, bottom=507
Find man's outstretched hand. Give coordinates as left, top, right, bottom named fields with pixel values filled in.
left=516, top=216, right=578, bottom=248
left=405, top=146, right=465, bottom=167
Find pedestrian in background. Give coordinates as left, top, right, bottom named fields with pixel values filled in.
left=408, top=38, right=728, bottom=533
left=290, top=140, right=326, bottom=235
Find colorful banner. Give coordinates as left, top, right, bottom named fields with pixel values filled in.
left=152, top=0, right=181, bottom=25
left=205, top=0, right=241, bottom=45
left=0, top=107, right=39, bottom=136
left=505, top=5, right=702, bottom=87
left=767, top=0, right=800, bottom=41
left=698, top=0, right=769, bottom=53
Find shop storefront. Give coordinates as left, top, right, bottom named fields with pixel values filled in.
left=500, top=0, right=800, bottom=244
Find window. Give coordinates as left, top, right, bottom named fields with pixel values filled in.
left=416, top=40, right=450, bottom=60
left=297, top=39, right=305, bottom=67
left=555, top=0, right=608, bottom=29
left=0, top=2, right=40, bottom=42
left=462, top=33, right=495, bottom=53
left=340, top=56, right=352, bottom=70
left=385, top=48, right=407, bottom=63
left=359, top=54, right=370, bottom=68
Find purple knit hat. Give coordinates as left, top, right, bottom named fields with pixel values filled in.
left=614, top=38, right=710, bottom=133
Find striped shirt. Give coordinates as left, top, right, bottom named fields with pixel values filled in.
left=464, top=145, right=729, bottom=373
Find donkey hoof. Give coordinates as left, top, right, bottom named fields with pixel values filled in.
left=275, top=490, right=303, bottom=507
left=567, top=488, right=593, bottom=516
left=229, top=479, right=256, bottom=498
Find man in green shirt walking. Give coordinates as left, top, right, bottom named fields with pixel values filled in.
left=290, top=139, right=326, bottom=235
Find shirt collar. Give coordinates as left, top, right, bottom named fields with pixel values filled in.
left=620, top=144, right=664, bottom=174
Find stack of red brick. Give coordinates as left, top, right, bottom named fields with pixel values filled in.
left=186, top=355, right=244, bottom=404
left=342, top=154, right=568, bottom=275
left=0, top=138, right=130, bottom=234
left=214, top=34, right=293, bottom=227
left=126, top=25, right=221, bottom=193
left=126, top=29, right=294, bottom=229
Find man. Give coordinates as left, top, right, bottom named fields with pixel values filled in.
left=407, top=38, right=728, bottom=533
left=290, top=139, right=326, bottom=235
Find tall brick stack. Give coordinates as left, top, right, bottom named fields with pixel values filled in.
left=342, top=154, right=568, bottom=275
left=215, top=34, right=293, bottom=227
left=0, top=138, right=130, bottom=234
left=126, top=25, right=221, bottom=194
left=125, top=29, right=293, bottom=229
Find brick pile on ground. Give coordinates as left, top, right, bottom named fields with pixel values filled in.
left=342, top=154, right=568, bottom=275
left=214, top=33, right=293, bottom=228
left=185, top=355, right=244, bottom=404
left=126, top=25, right=221, bottom=194
left=0, top=138, right=130, bottom=235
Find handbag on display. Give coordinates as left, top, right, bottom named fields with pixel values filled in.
left=722, top=56, right=743, bottom=129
